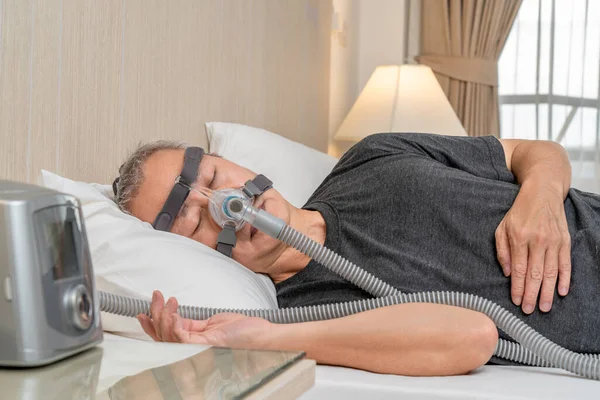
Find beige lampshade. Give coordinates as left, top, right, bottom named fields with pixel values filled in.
left=334, top=65, right=467, bottom=141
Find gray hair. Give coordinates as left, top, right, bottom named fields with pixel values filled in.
left=113, top=140, right=187, bottom=213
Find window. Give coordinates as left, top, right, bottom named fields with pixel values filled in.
left=498, top=0, right=600, bottom=190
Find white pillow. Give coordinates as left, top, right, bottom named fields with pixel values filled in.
left=39, top=170, right=278, bottom=338
left=205, top=122, right=338, bottom=208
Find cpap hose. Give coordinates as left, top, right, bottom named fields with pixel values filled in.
left=98, top=289, right=600, bottom=377
left=99, top=199, right=600, bottom=379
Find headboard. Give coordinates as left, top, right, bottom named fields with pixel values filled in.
left=0, top=0, right=331, bottom=184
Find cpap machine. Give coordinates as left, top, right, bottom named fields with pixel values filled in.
left=0, top=180, right=102, bottom=367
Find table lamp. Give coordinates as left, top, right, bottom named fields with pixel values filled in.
left=334, top=65, right=467, bottom=141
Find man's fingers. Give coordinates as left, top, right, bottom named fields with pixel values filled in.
left=495, top=225, right=512, bottom=276
left=160, top=300, right=177, bottom=342
left=137, top=314, right=160, bottom=341
left=558, top=237, right=572, bottom=296
left=538, top=247, right=558, bottom=312
left=168, top=297, right=179, bottom=314
left=509, top=241, right=528, bottom=307
left=182, top=318, right=210, bottom=332
left=151, top=291, right=166, bottom=340
left=173, top=315, right=209, bottom=345
left=521, top=244, right=545, bottom=314
left=145, top=291, right=203, bottom=343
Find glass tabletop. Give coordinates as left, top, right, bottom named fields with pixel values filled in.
left=103, top=347, right=305, bottom=399
left=0, top=345, right=305, bottom=400
left=0, top=347, right=104, bottom=400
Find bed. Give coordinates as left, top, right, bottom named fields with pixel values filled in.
left=38, top=123, right=600, bottom=399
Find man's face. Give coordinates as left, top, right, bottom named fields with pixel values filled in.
left=129, top=149, right=291, bottom=272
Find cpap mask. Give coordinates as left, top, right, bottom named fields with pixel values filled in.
left=103, top=146, right=600, bottom=380
left=178, top=179, right=275, bottom=257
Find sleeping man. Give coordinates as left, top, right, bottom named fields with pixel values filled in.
left=112, top=133, right=600, bottom=376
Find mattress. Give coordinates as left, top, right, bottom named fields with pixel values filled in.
left=301, top=364, right=600, bottom=400
left=96, top=333, right=600, bottom=399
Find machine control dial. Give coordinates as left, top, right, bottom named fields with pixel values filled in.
left=64, top=284, right=93, bottom=331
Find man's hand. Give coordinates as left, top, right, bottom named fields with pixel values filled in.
left=137, top=290, right=273, bottom=348
left=495, top=180, right=571, bottom=314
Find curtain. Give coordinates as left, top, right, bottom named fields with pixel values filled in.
left=418, top=0, right=522, bottom=137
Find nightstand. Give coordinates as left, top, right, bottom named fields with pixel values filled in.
left=0, top=333, right=315, bottom=399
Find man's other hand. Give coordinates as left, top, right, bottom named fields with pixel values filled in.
left=495, top=181, right=571, bottom=314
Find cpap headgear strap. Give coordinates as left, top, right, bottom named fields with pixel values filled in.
left=152, top=146, right=204, bottom=232
left=216, top=175, right=273, bottom=258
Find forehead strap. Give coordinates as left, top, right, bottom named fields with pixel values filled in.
left=152, top=146, right=204, bottom=232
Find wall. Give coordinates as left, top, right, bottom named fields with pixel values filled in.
left=328, top=0, right=420, bottom=157
left=0, top=0, right=331, bottom=184
left=357, top=0, right=406, bottom=93
left=328, top=0, right=360, bottom=157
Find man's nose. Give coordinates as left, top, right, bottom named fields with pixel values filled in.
left=188, top=189, right=209, bottom=205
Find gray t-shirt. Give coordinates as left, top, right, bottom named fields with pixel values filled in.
left=275, top=133, right=600, bottom=362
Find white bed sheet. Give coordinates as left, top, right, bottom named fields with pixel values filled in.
left=300, top=365, right=600, bottom=400
left=97, top=334, right=600, bottom=399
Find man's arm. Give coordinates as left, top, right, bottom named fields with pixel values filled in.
left=499, top=139, right=571, bottom=198
left=496, top=139, right=572, bottom=314
left=264, top=302, right=498, bottom=376
left=139, top=291, right=498, bottom=376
